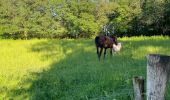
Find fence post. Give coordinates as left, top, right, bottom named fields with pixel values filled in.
left=133, top=76, right=144, bottom=100
left=147, top=54, right=170, bottom=100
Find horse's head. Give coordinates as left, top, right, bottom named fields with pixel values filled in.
left=109, top=35, right=118, bottom=45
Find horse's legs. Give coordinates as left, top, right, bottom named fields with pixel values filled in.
left=99, top=47, right=103, bottom=61
left=96, top=46, right=100, bottom=60
left=104, top=48, right=107, bottom=59
left=110, top=48, right=113, bottom=57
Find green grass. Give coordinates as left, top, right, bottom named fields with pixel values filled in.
left=0, top=36, right=170, bottom=100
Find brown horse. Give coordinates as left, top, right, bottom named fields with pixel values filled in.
left=95, top=35, right=118, bottom=61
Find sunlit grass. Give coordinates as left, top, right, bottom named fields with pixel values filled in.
left=0, top=36, right=170, bottom=99
left=0, top=39, right=65, bottom=99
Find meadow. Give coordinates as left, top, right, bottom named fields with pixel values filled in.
left=0, top=36, right=170, bottom=100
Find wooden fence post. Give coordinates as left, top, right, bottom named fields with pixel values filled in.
left=133, top=76, right=144, bottom=100
left=147, top=54, right=170, bottom=100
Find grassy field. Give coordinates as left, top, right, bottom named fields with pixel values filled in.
left=0, top=36, right=170, bottom=100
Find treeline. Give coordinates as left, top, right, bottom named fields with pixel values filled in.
left=0, top=0, right=170, bottom=39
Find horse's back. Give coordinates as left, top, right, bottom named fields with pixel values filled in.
left=95, top=35, right=117, bottom=48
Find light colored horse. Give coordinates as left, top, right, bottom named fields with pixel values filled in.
left=112, top=42, right=122, bottom=52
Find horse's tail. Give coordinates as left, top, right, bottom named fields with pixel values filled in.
left=95, top=36, right=99, bottom=47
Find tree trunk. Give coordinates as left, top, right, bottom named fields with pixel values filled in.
left=147, top=54, right=170, bottom=100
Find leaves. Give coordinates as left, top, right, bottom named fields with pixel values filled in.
left=0, top=0, right=170, bottom=39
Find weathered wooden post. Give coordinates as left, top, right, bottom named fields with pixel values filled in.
left=147, top=54, right=170, bottom=100
left=133, top=76, right=144, bottom=100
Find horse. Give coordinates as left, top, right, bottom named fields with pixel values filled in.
left=95, top=35, right=118, bottom=61
left=113, top=42, right=122, bottom=52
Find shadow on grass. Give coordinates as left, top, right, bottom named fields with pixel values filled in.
left=7, top=38, right=170, bottom=100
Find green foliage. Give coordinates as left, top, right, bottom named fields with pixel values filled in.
left=0, top=0, right=67, bottom=39
left=132, top=0, right=170, bottom=36
left=0, top=0, right=170, bottom=39
left=78, top=13, right=98, bottom=37
left=0, top=36, right=170, bottom=99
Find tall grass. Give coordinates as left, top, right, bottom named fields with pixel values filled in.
left=0, top=36, right=170, bottom=100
